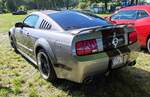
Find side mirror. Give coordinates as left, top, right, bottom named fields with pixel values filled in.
left=15, top=22, right=24, bottom=28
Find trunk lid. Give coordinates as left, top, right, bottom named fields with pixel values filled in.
left=72, top=24, right=135, bottom=56
left=101, top=27, right=127, bottom=50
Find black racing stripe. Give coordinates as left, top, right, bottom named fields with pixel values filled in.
left=101, top=27, right=128, bottom=71
left=106, top=49, right=120, bottom=57
left=101, top=28, right=126, bottom=51
left=106, top=47, right=131, bottom=71
left=118, top=46, right=131, bottom=54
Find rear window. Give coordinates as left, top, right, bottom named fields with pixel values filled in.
left=48, top=10, right=110, bottom=30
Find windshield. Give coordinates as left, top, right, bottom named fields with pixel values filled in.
left=112, top=10, right=138, bottom=20
left=48, top=10, right=111, bottom=30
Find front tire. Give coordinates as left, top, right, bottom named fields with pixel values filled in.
left=9, top=36, right=18, bottom=52
left=147, top=38, right=150, bottom=53
left=37, top=49, right=57, bottom=82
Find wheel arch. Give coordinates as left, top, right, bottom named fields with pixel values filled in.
left=8, top=31, right=11, bottom=36
left=146, top=34, right=150, bottom=46
left=8, top=27, right=16, bottom=40
left=34, top=38, right=57, bottom=65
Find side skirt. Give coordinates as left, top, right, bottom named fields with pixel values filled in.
left=17, top=48, right=37, bottom=65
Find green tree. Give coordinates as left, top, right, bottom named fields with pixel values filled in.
left=6, top=0, right=16, bottom=12
left=131, top=0, right=139, bottom=5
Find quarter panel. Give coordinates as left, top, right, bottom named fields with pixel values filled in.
left=135, top=17, right=150, bottom=47
left=34, top=38, right=57, bottom=64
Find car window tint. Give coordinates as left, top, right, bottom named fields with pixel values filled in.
left=48, top=10, right=110, bottom=31
left=24, top=15, right=39, bottom=28
left=111, top=10, right=138, bottom=20
left=137, top=10, right=149, bottom=19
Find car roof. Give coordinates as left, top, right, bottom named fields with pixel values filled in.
left=40, top=10, right=59, bottom=15
left=120, top=5, right=150, bottom=14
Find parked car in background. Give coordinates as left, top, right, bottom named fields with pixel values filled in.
left=9, top=10, right=138, bottom=83
left=12, top=10, right=27, bottom=15
left=105, top=5, right=150, bottom=52
left=86, top=3, right=105, bottom=14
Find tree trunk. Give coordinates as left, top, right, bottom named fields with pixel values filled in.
left=104, top=0, right=108, bottom=11
left=136, top=0, right=138, bottom=5
left=131, top=0, right=135, bottom=5
left=66, top=0, right=69, bottom=9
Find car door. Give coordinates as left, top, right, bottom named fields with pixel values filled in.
left=15, top=26, right=25, bottom=51
left=22, top=15, right=39, bottom=57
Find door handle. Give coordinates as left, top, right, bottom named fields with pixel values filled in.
left=25, top=32, right=29, bottom=36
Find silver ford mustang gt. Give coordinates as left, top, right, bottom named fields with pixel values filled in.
left=8, top=10, right=139, bottom=83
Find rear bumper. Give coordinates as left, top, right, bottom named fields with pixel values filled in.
left=56, top=42, right=139, bottom=83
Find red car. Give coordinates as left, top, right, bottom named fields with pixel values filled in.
left=106, top=5, right=150, bottom=52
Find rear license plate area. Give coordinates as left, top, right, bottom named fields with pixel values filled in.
left=112, top=56, right=124, bottom=69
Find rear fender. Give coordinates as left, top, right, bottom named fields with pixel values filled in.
left=34, top=38, right=57, bottom=65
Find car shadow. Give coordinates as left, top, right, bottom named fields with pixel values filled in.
left=51, top=67, right=150, bottom=97
left=140, top=48, right=149, bottom=54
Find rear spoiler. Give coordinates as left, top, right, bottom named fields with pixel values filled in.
left=77, top=23, right=135, bottom=35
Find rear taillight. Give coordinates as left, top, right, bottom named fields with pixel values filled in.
left=129, top=31, right=137, bottom=44
left=75, top=39, right=98, bottom=56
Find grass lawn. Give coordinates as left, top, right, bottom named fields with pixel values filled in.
left=0, top=13, right=150, bottom=97
left=0, top=13, right=25, bottom=33
left=97, top=13, right=111, bottom=17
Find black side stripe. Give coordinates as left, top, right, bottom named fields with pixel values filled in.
left=119, top=46, right=131, bottom=54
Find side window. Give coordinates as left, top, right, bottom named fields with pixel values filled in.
left=39, top=19, right=51, bottom=30
left=23, top=15, right=39, bottom=28
left=137, top=10, right=149, bottom=19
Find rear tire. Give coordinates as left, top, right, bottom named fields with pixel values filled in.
left=147, top=38, right=150, bottom=53
left=37, top=49, right=57, bottom=82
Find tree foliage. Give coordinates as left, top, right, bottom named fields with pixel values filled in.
left=0, top=0, right=78, bottom=12
left=80, top=0, right=111, bottom=11
left=0, top=0, right=109, bottom=12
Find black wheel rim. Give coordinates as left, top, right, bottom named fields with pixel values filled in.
left=149, top=41, right=150, bottom=49
left=148, top=39, right=150, bottom=52
left=10, top=37, right=15, bottom=48
left=39, top=53, right=49, bottom=77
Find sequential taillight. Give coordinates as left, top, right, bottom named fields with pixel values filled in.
left=75, top=39, right=98, bottom=56
left=129, top=31, right=137, bottom=44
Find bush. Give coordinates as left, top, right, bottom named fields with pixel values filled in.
left=78, top=2, right=88, bottom=9
left=18, top=5, right=27, bottom=11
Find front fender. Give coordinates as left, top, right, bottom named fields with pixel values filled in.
left=9, top=27, right=15, bottom=35
left=34, top=38, right=57, bottom=65
left=8, top=27, right=16, bottom=42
